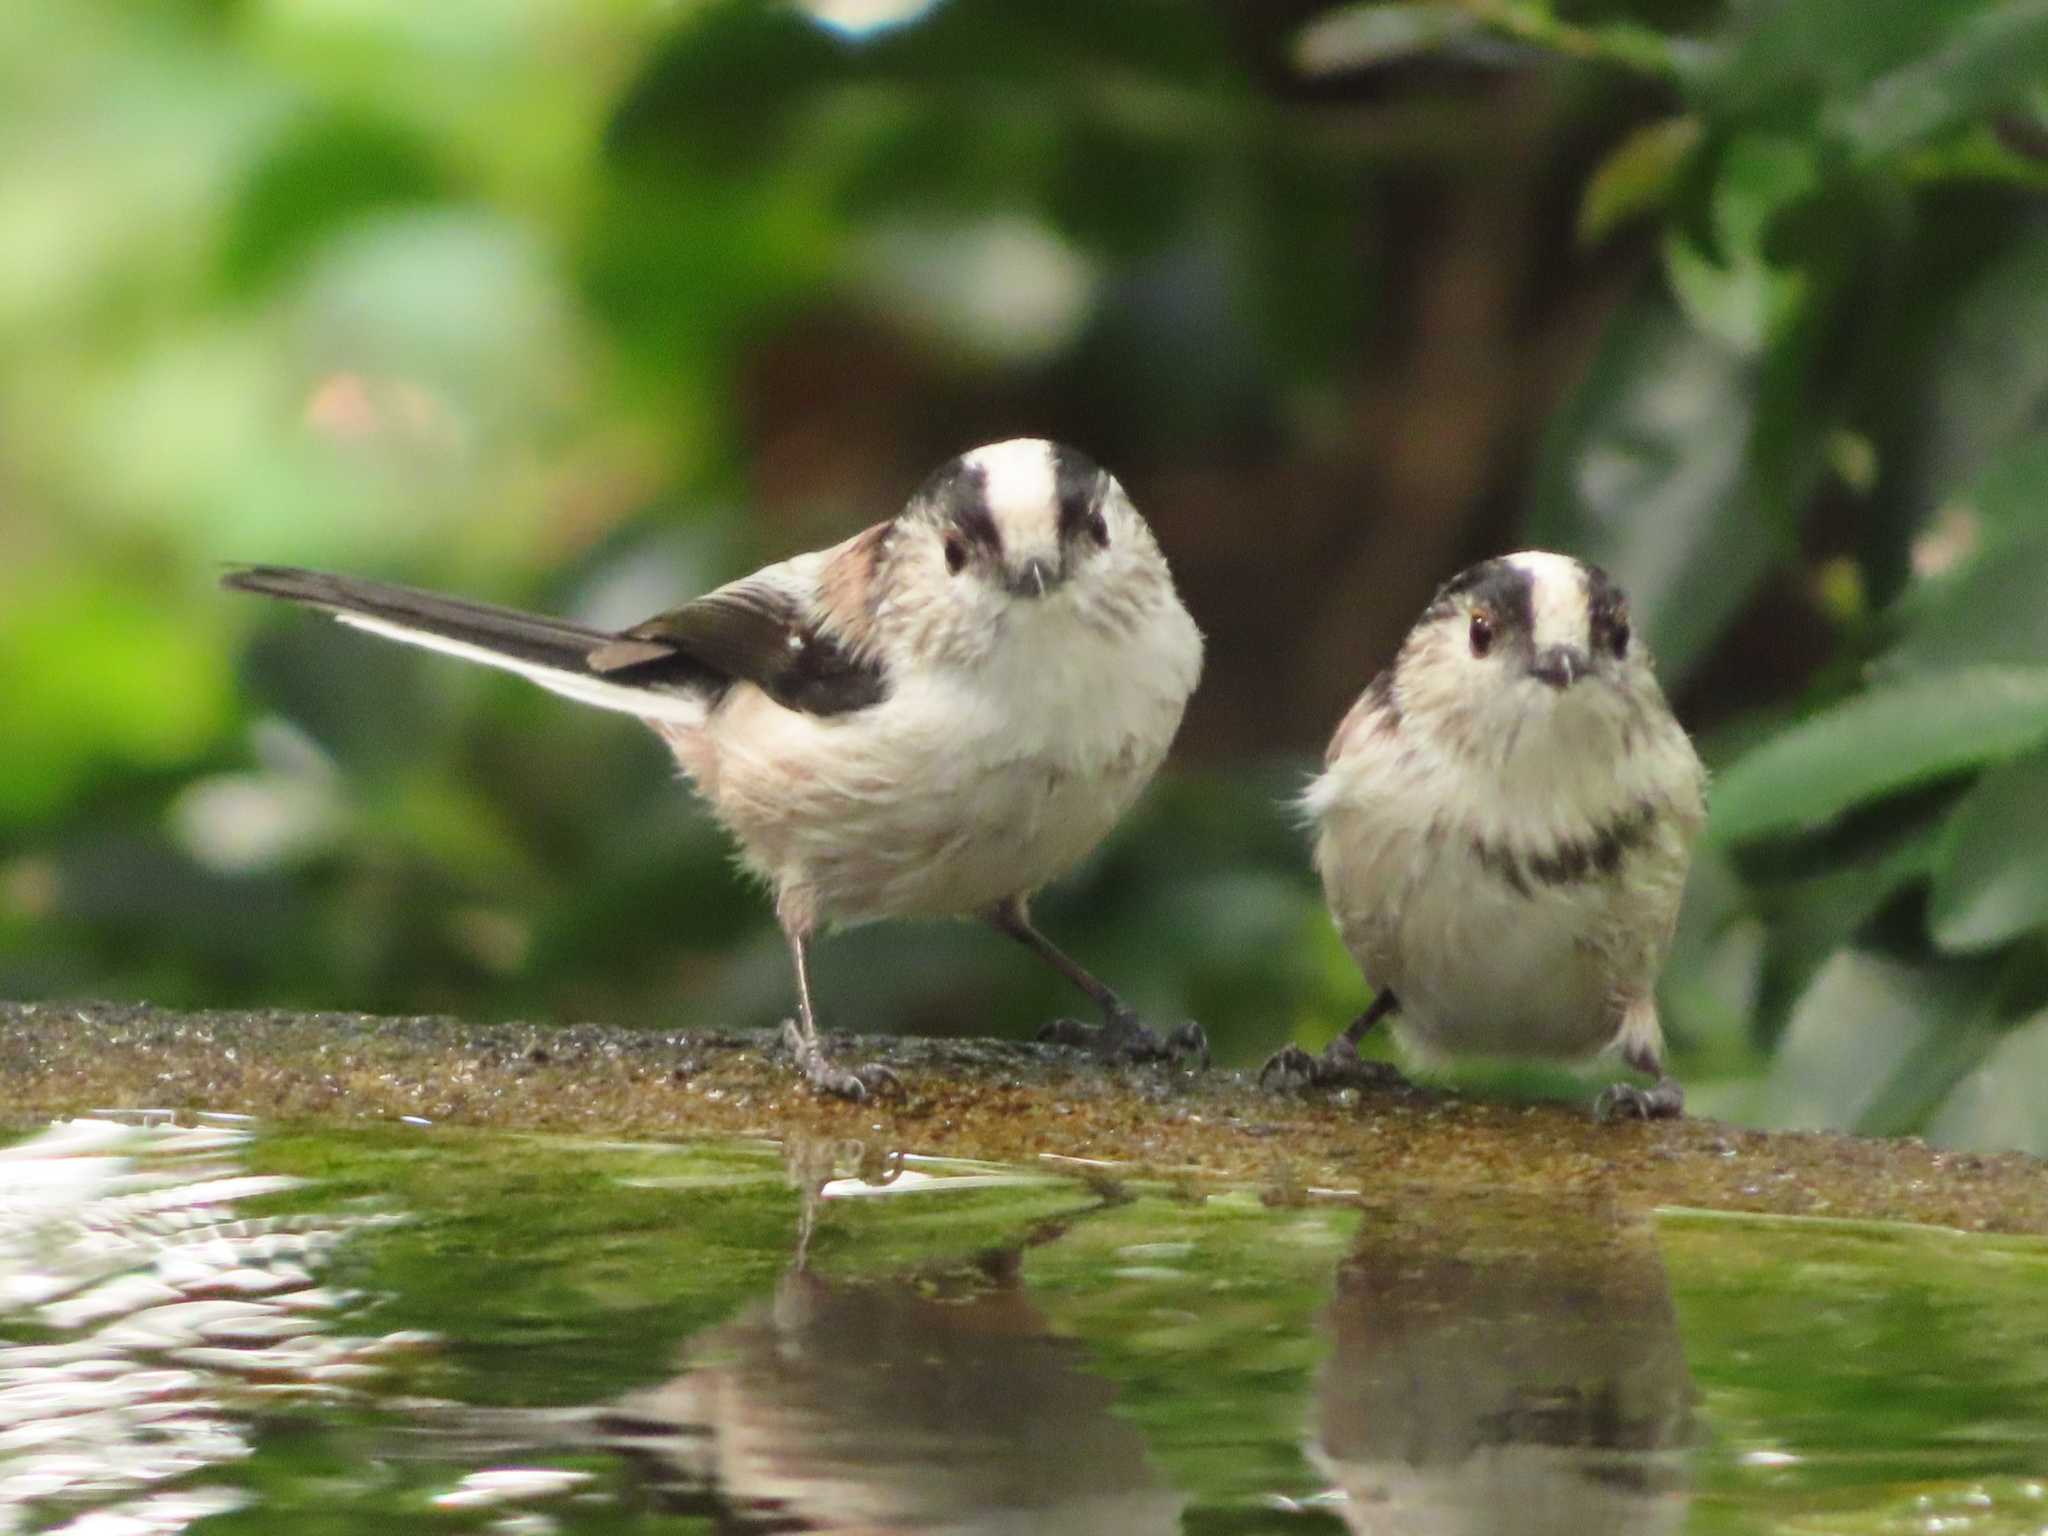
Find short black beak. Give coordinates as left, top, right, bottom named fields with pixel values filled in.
left=1007, top=557, right=1061, bottom=598
left=1529, top=644, right=1590, bottom=690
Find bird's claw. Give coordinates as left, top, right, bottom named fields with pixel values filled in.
left=1258, top=1037, right=1409, bottom=1095
left=780, top=1019, right=905, bottom=1102
left=1594, top=1075, right=1684, bottom=1122
left=1257, top=1044, right=1320, bottom=1093
left=1038, top=1013, right=1209, bottom=1069
left=1160, top=1019, right=1211, bottom=1069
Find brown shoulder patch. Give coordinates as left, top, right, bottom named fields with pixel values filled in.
left=817, top=521, right=893, bottom=651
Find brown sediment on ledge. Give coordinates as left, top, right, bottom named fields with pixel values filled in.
left=3, top=998, right=2043, bottom=1235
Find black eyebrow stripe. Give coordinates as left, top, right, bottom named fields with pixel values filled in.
left=1051, top=444, right=1104, bottom=541
left=952, top=491, right=1001, bottom=552
left=914, top=457, right=1000, bottom=551
left=947, top=463, right=1000, bottom=551
left=1583, top=562, right=1630, bottom=649
left=1421, top=558, right=1535, bottom=634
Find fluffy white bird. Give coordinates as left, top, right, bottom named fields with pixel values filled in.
left=1265, top=552, right=1706, bottom=1118
left=226, top=439, right=1206, bottom=1098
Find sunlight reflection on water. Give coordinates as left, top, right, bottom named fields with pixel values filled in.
left=0, top=1114, right=415, bottom=1534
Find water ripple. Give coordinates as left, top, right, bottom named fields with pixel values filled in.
left=0, top=1115, right=415, bottom=1535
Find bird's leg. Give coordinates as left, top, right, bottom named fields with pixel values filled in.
left=1259, top=990, right=1409, bottom=1093
left=778, top=923, right=902, bottom=1102
left=989, top=897, right=1207, bottom=1067
left=1594, top=1026, right=1684, bottom=1122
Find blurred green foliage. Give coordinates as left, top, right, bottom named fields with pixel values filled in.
left=2, top=0, right=2046, bottom=1147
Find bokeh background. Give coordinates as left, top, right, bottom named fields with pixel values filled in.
left=4, top=0, right=2047, bottom=1145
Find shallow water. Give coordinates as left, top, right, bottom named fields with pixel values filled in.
left=2, top=1117, right=2046, bottom=1535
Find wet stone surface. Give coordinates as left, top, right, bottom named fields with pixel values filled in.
left=3, top=998, right=2046, bottom=1233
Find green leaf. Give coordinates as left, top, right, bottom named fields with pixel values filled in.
left=1898, top=225, right=2048, bottom=519
left=1759, top=948, right=1999, bottom=1134
left=1708, top=0, right=2048, bottom=163
left=1886, top=435, right=2048, bottom=673
left=1970, top=429, right=2048, bottom=528
left=0, top=581, right=234, bottom=824
left=1929, top=746, right=2048, bottom=950
left=1890, top=524, right=2048, bottom=673
left=1832, top=1, right=2048, bottom=163
left=1527, top=288, right=1791, bottom=687
left=1902, top=120, right=2048, bottom=189
left=1710, top=666, right=2048, bottom=842
left=1577, top=115, right=1702, bottom=247
left=1662, top=134, right=1818, bottom=354
left=1292, top=3, right=1484, bottom=75
left=1927, top=1003, right=2048, bottom=1154
left=1750, top=811, right=1945, bottom=1038
left=218, top=110, right=449, bottom=295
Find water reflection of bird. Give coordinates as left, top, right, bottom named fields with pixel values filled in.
left=1308, top=1195, right=1694, bottom=1536
left=601, top=1258, right=1181, bottom=1534
left=413, top=1143, right=1184, bottom=1533
left=580, top=1141, right=1174, bottom=1533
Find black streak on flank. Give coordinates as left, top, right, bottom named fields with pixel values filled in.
left=1472, top=836, right=1530, bottom=896
left=1051, top=444, right=1108, bottom=544
left=1587, top=797, right=1659, bottom=875
left=1423, top=558, right=1537, bottom=639
left=1473, top=797, right=1660, bottom=894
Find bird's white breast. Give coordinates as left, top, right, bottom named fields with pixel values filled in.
left=697, top=581, right=1202, bottom=926
left=1311, top=703, right=1701, bottom=1063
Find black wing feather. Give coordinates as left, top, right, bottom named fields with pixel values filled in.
left=594, top=581, right=888, bottom=716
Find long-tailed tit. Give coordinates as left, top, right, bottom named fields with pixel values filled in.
left=225, top=439, right=1206, bottom=1098
left=1264, top=552, right=1706, bottom=1118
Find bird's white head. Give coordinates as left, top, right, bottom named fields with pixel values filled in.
left=872, top=437, right=1180, bottom=669
left=1389, top=551, right=1664, bottom=764
left=904, top=437, right=1144, bottom=599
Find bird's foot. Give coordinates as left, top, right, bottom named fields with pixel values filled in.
left=1594, top=1074, right=1684, bottom=1122
left=1258, top=1036, right=1410, bottom=1094
left=1039, top=1012, right=1210, bottom=1069
left=779, top=1018, right=904, bottom=1102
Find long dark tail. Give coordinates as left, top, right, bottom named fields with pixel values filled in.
left=221, top=564, right=710, bottom=723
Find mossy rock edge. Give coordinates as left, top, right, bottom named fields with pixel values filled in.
left=3, top=998, right=2043, bottom=1235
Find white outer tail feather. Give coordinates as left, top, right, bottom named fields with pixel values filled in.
left=335, top=614, right=710, bottom=727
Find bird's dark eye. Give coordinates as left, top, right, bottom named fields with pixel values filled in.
left=1468, top=609, right=1495, bottom=658
left=943, top=532, right=967, bottom=574
left=1062, top=486, right=1110, bottom=548
left=1609, top=610, right=1631, bottom=658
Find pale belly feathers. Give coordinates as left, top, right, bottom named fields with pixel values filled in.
left=1312, top=728, right=1700, bottom=1065
left=688, top=597, right=1200, bottom=926
left=1349, top=829, right=1639, bottom=1060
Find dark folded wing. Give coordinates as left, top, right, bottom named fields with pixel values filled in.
left=592, top=571, right=888, bottom=717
